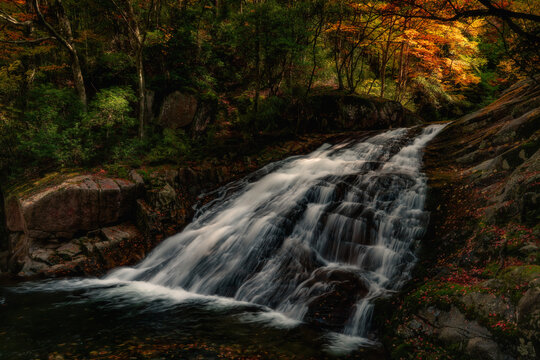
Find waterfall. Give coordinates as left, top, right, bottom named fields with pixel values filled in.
left=101, top=124, right=445, bottom=337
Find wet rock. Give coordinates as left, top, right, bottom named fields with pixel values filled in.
left=408, top=306, right=502, bottom=354
left=439, top=327, right=466, bottom=345
left=136, top=199, right=160, bottom=235
left=147, top=184, right=177, bottom=210
left=3, top=174, right=142, bottom=273
left=19, top=256, right=50, bottom=276
left=94, top=223, right=145, bottom=268
left=100, top=224, right=140, bottom=248
left=437, top=307, right=491, bottom=339
left=302, top=268, right=369, bottom=331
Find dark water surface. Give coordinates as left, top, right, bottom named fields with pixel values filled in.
left=0, top=280, right=380, bottom=359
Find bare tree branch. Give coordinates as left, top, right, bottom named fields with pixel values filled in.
left=31, top=0, right=74, bottom=52
left=0, top=9, right=32, bottom=26
left=0, top=36, right=53, bottom=45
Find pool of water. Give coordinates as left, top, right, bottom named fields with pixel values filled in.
left=0, top=279, right=382, bottom=359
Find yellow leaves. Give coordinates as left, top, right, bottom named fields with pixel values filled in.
left=401, top=20, right=482, bottom=90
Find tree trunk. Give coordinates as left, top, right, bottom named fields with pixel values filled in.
left=57, top=1, right=87, bottom=108
left=33, top=0, right=87, bottom=109
left=67, top=44, right=87, bottom=109
left=136, top=48, right=145, bottom=139
left=124, top=0, right=146, bottom=139
left=254, top=14, right=261, bottom=114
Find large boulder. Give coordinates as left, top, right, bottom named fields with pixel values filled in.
left=5, top=175, right=142, bottom=239
left=158, top=91, right=198, bottom=129
left=299, top=91, right=422, bottom=132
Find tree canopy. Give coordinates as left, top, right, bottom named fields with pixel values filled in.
left=1, top=0, right=538, bottom=182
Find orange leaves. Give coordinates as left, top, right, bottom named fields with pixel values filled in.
left=38, top=63, right=69, bottom=72
left=400, top=20, right=482, bottom=88
left=0, top=0, right=25, bottom=5
left=325, top=23, right=359, bottom=34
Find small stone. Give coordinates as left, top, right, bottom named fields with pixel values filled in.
left=408, top=319, right=422, bottom=329
left=129, top=170, right=144, bottom=185
left=30, top=248, right=56, bottom=265
left=56, top=243, right=82, bottom=258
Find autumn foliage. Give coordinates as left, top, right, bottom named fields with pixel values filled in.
left=0, top=0, right=539, bottom=181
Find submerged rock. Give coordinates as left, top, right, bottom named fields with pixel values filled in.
left=302, top=268, right=370, bottom=331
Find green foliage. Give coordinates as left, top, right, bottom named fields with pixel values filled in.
left=411, top=77, right=466, bottom=121
left=147, top=128, right=192, bottom=164
left=0, top=61, right=24, bottom=102
left=252, top=96, right=290, bottom=132
left=229, top=0, right=313, bottom=97
left=85, top=87, right=136, bottom=129
left=0, top=0, right=534, bottom=187
left=0, top=84, right=140, bottom=181
left=16, top=85, right=85, bottom=168
left=90, top=52, right=136, bottom=88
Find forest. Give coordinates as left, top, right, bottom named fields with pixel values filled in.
left=0, top=1, right=539, bottom=359
left=0, top=0, right=538, bottom=183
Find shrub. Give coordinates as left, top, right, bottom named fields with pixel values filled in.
left=147, top=128, right=192, bottom=164
left=17, top=84, right=85, bottom=168
left=82, top=86, right=137, bottom=159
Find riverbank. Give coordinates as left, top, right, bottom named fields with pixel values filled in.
left=378, top=77, right=540, bottom=359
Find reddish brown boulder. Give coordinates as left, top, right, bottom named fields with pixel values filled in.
left=5, top=175, right=141, bottom=239
left=158, top=91, right=198, bottom=129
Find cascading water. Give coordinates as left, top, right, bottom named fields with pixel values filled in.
left=1, top=124, right=445, bottom=359
left=99, top=124, right=445, bottom=339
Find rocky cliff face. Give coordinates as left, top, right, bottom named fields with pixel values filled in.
left=298, top=90, right=422, bottom=132
left=379, top=77, right=539, bottom=359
